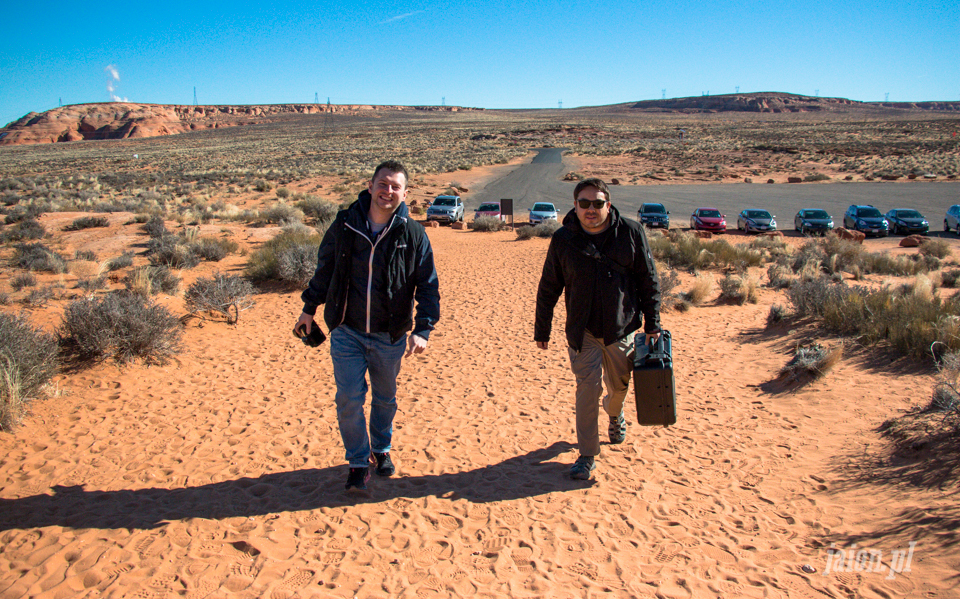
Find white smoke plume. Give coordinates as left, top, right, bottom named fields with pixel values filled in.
left=105, top=64, right=128, bottom=102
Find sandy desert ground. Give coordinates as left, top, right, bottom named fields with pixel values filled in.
left=1, top=156, right=959, bottom=599
left=1, top=100, right=960, bottom=598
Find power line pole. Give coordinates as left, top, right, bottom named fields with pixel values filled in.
left=662, top=89, right=666, bottom=99
left=558, top=100, right=562, bottom=109
left=885, top=92, right=890, bottom=102
left=193, top=87, right=198, bottom=105
left=736, top=86, right=740, bottom=93
left=315, top=92, right=319, bottom=104
left=441, top=97, right=445, bottom=106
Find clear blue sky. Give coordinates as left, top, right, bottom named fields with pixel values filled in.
left=2, top=0, right=958, bottom=127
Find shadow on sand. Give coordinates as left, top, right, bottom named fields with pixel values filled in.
left=0, top=442, right=590, bottom=532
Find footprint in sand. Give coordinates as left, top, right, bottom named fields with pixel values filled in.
left=653, top=543, right=682, bottom=564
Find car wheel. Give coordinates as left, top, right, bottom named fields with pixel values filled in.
left=945, top=220, right=950, bottom=233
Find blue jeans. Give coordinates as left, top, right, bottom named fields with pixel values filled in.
left=330, top=325, right=406, bottom=467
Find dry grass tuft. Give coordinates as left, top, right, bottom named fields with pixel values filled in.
left=779, top=343, right=844, bottom=382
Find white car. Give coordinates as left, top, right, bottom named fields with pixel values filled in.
left=528, top=202, right=558, bottom=225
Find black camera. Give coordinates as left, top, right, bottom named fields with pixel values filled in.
left=293, top=322, right=326, bottom=347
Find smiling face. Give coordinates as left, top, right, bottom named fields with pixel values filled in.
left=367, top=168, right=408, bottom=223
left=574, top=186, right=610, bottom=234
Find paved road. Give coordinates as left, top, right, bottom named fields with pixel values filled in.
left=469, top=148, right=960, bottom=235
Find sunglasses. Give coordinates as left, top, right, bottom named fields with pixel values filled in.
left=576, top=199, right=608, bottom=209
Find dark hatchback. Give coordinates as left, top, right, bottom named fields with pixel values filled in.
left=638, top=203, right=670, bottom=228
left=884, top=208, right=929, bottom=235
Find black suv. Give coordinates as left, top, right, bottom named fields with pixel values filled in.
left=638, top=203, right=670, bottom=229
left=843, top=205, right=889, bottom=237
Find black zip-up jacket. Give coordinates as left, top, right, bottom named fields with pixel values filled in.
left=301, top=190, right=440, bottom=343
left=535, top=204, right=661, bottom=351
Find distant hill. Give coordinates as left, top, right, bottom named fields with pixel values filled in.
left=2, top=93, right=957, bottom=146
left=0, top=102, right=480, bottom=146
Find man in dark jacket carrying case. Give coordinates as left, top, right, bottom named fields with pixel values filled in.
left=295, top=160, right=440, bottom=491
left=535, top=178, right=661, bottom=480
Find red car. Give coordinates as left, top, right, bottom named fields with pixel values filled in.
left=690, top=208, right=726, bottom=233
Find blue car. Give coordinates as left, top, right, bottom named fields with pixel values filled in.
left=528, top=202, right=558, bottom=225
left=843, top=205, right=889, bottom=237
left=638, top=203, right=670, bottom=229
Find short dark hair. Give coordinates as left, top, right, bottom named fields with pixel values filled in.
left=573, top=178, right=611, bottom=203
left=372, top=160, right=409, bottom=186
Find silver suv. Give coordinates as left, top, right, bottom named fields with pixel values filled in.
left=426, top=195, right=464, bottom=224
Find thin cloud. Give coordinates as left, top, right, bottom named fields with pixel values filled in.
left=380, top=10, right=425, bottom=24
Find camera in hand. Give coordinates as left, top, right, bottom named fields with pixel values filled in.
left=293, top=322, right=327, bottom=347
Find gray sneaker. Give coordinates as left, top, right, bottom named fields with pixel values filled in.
left=609, top=413, right=626, bottom=444
left=569, top=455, right=596, bottom=480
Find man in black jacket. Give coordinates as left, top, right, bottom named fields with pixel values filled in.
left=535, top=178, right=661, bottom=480
left=295, top=160, right=440, bottom=491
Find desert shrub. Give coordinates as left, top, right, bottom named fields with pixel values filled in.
left=74, top=249, right=98, bottom=262
left=0, top=312, right=59, bottom=430
left=789, top=276, right=960, bottom=360
left=245, top=225, right=321, bottom=285
left=276, top=187, right=291, bottom=199
left=192, top=236, right=239, bottom=262
left=22, top=285, right=56, bottom=307
left=106, top=252, right=134, bottom=271
left=10, top=273, right=37, bottom=291
left=681, top=273, right=715, bottom=305
left=533, top=220, right=561, bottom=237
left=719, top=273, right=759, bottom=305
left=657, top=267, right=681, bottom=310
left=253, top=179, right=272, bottom=192
left=147, top=235, right=200, bottom=269
left=64, top=216, right=109, bottom=231
left=803, top=173, right=831, bottom=182
left=650, top=231, right=763, bottom=271
left=0, top=293, right=8, bottom=305
left=766, top=264, right=792, bottom=289
left=256, top=203, right=304, bottom=226
left=472, top=216, right=507, bottom=232
left=941, top=269, right=960, bottom=288
left=4, top=204, right=44, bottom=224
left=515, top=225, right=536, bottom=240
left=12, top=243, right=68, bottom=273
left=779, top=343, right=843, bottom=382
left=125, top=265, right=181, bottom=296
left=0, top=219, right=45, bottom=242
left=141, top=215, right=169, bottom=238
left=185, top=272, right=256, bottom=324
left=58, top=292, right=183, bottom=364
left=296, top=196, right=340, bottom=230
left=919, top=239, right=951, bottom=259
left=76, top=275, right=108, bottom=292
left=768, top=304, right=789, bottom=324
left=749, top=234, right=790, bottom=259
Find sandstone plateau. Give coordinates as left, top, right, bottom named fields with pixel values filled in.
left=0, top=102, right=480, bottom=146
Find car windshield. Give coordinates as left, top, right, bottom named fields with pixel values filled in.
left=745, top=210, right=770, bottom=219
left=698, top=209, right=721, bottom=218
left=857, top=207, right=882, bottom=218
left=477, top=204, right=500, bottom=211
left=642, top=204, right=666, bottom=213
left=433, top=197, right=456, bottom=206
left=804, top=210, right=830, bottom=219
left=532, top=203, right=555, bottom=212
left=895, top=210, right=922, bottom=218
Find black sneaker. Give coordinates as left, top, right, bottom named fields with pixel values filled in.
left=372, top=452, right=395, bottom=476
left=345, top=467, right=371, bottom=491
left=608, top=413, right=626, bottom=444
left=569, top=455, right=596, bottom=480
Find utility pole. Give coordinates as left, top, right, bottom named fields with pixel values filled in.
left=315, top=92, right=319, bottom=104
left=558, top=100, right=562, bottom=109
left=441, top=97, right=445, bottom=106
left=885, top=92, right=890, bottom=102
left=815, top=89, right=819, bottom=97
left=736, top=86, right=740, bottom=94
left=662, top=89, right=666, bottom=99
left=193, top=87, right=198, bottom=105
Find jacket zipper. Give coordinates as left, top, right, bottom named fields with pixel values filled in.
left=345, top=216, right=396, bottom=333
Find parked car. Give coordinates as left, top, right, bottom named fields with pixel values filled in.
left=944, top=205, right=960, bottom=234
left=884, top=208, right=929, bottom=235
left=528, top=202, right=558, bottom=225
left=794, top=209, right=834, bottom=235
left=638, top=203, right=670, bottom=229
left=736, top=209, right=777, bottom=233
left=425, top=195, right=463, bottom=223
left=690, top=208, right=726, bottom=233
left=474, top=201, right=505, bottom=222
left=843, top=205, right=889, bottom=237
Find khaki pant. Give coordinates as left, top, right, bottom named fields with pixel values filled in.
left=567, top=330, right=636, bottom=457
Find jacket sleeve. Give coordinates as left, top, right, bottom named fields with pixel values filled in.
left=633, top=225, right=662, bottom=333
left=534, top=236, right=565, bottom=342
left=411, top=230, right=440, bottom=340
left=300, top=223, right=339, bottom=315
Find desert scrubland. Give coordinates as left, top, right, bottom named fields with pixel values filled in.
left=0, top=101, right=959, bottom=598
